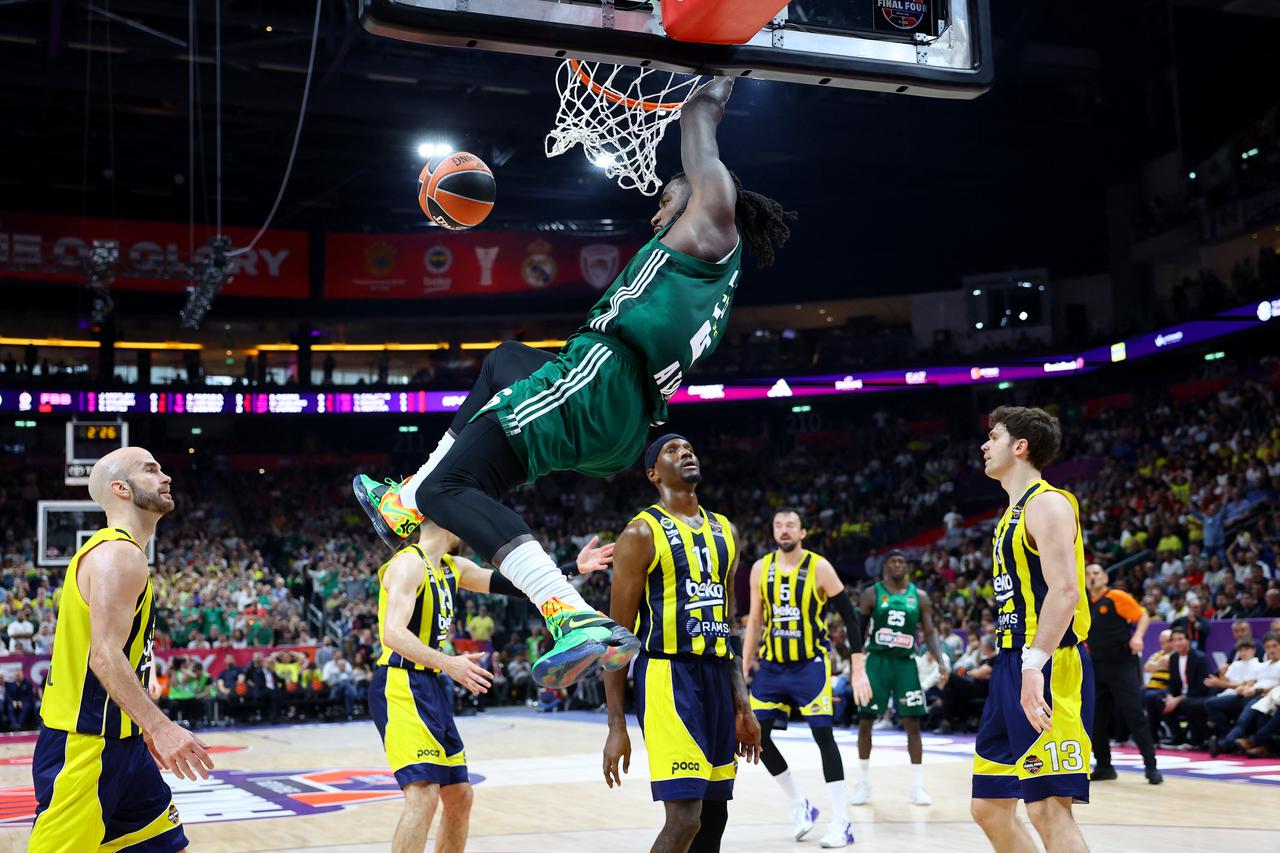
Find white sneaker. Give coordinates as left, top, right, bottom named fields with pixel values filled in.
left=792, top=798, right=819, bottom=841
left=819, top=820, right=855, bottom=848
left=910, top=785, right=933, bottom=806
left=850, top=779, right=871, bottom=805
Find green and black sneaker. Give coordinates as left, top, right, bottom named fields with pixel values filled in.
left=352, top=474, right=424, bottom=550
left=532, top=599, right=641, bottom=689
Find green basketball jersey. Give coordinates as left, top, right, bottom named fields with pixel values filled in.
left=579, top=225, right=742, bottom=425
left=867, top=581, right=921, bottom=658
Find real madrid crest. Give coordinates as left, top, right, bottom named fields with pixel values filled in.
left=522, top=239, right=557, bottom=288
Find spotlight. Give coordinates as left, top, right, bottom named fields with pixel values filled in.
left=593, top=153, right=616, bottom=169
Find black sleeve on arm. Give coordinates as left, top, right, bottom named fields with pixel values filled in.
left=487, top=571, right=523, bottom=598
left=829, top=590, right=863, bottom=653
left=487, top=562, right=577, bottom=598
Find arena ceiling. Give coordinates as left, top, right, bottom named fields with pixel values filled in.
left=0, top=0, right=1277, bottom=304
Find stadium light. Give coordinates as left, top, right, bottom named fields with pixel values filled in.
left=418, top=141, right=454, bottom=158
left=593, top=153, right=616, bottom=169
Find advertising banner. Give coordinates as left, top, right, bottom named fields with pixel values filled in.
left=323, top=230, right=642, bottom=299
left=0, top=212, right=309, bottom=298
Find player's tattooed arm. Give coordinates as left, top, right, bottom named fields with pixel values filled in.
left=741, top=558, right=765, bottom=684
left=726, top=522, right=761, bottom=764
left=603, top=518, right=653, bottom=788
left=918, top=596, right=950, bottom=686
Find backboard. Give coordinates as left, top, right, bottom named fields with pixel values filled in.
left=362, top=0, right=992, bottom=99
left=37, top=500, right=156, bottom=567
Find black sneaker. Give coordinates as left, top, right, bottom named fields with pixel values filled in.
left=1145, top=767, right=1163, bottom=785
left=1090, top=765, right=1118, bottom=781
left=1206, top=735, right=1220, bottom=757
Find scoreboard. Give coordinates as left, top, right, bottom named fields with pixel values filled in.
left=65, top=420, right=129, bottom=485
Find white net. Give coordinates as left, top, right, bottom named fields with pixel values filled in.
left=545, top=59, right=708, bottom=195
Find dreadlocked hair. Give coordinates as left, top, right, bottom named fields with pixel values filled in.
left=669, top=171, right=797, bottom=268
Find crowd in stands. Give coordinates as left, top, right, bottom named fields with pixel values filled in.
left=0, top=353, right=1277, bottom=760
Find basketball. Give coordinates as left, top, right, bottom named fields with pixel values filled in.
left=417, top=151, right=496, bottom=230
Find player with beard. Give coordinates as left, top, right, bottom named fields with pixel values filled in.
left=850, top=549, right=949, bottom=807
left=29, top=447, right=212, bottom=853
left=603, top=435, right=760, bottom=853
left=741, top=509, right=870, bottom=848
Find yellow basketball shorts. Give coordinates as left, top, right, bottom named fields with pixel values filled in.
left=749, top=655, right=834, bottom=728
left=971, top=644, right=1094, bottom=803
left=634, top=655, right=737, bottom=802
left=369, top=666, right=468, bottom=788
left=28, top=725, right=186, bottom=852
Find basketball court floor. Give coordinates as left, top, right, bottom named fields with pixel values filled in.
left=1, top=709, right=1276, bottom=852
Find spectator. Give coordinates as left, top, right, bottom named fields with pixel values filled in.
left=32, top=623, right=54, bottom=655
left=269, top=649, right=307, bottom=722
left=1170, top=599, right=1209, bottom=653
left=1161, top=627, right=1214, bottom=747
left=467, top=605, right=496, bottom=643
left=211, top=653, right=244, bottom=725
left=5, top=670, right=37, bottom=730
left=7, top=608, right=34, bottom=653
left=1223, top=620, right=1256, bottom=665
left=1203, top=638, right=1264, bottom=743
left=1213, top=633, right=1280, bottom=756
left=506, top=649, right=534, bottom=706
left=322, top=651, right=359, bottom=719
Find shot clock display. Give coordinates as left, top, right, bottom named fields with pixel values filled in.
left=65, top=420, right=128, bottom=486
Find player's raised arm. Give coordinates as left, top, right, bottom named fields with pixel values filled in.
left=602, top=518, right=654, bottom=788
left=84, top=543, right=212, bottom=781
left=678, top=77, right=737, bottom=232
left=382, top=553, right=492, bottom=695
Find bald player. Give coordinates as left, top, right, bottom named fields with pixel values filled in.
left=28, top=447, right=212, bottom=853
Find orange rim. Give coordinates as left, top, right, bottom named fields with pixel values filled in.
left=569, top=59, right=690, bottom=112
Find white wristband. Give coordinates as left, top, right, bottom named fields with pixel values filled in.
left=1021, top=647, right=1050, bottom=672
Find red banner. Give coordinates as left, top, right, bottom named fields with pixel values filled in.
left=0, top=212, right=309, bottom=298
left=0, top=644, right=318, bottom=686
left=323, top=229, right=643, bottom=299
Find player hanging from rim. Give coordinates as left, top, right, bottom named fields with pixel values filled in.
left=741, top=508, right=871, bottom=848
left=971, top=406, right=1093, bottom=853
left=602, top=434, right=760, bottom=853
left=850, top=549, right=949, bottom=807
left=372, top=520, right=613, bottom=853
left=354, top=76, right=796, bottom=690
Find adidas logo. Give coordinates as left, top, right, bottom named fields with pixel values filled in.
left=766, top=379, right=792, bottom=398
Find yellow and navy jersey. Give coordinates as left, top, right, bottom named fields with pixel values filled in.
left=41, top=528, right=155, bottom=740
left=991, top=479, right=1091, bottom=651
left=634, top=504, right=737, bottom=659
left=376, top=545, right=459, bottom=672
left=758, top=549, right=830, bottom=663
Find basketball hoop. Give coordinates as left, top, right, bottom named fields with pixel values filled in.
left=546, top=59, right=708, bottom=195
